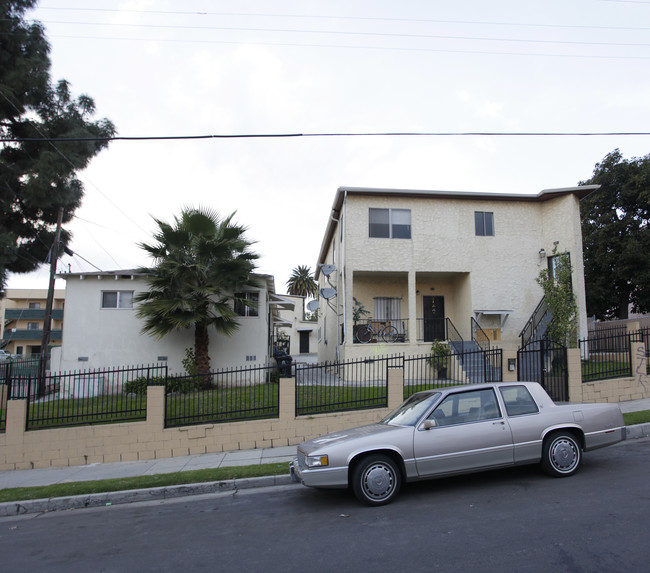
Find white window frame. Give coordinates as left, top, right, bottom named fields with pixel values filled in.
left=101, top=290, right=134, bottom=309
left=369, top=208, right=411, bottom=239
left=235, top=291, right=259, bottom=317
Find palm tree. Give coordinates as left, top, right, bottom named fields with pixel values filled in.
left=286, top=265, right=318, bottom=297
left=134, top=208, right=258, bottom=382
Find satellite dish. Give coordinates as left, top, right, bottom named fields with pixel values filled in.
left=319, top=287, right=337, bottom=300
left=306, top=300, right=320, bottom=311
left=320, top=264, right=336, bottom=277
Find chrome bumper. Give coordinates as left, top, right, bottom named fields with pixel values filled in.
left=289, top=459, right=302, bottom=483
left=289, top=457, right=348, bottom=489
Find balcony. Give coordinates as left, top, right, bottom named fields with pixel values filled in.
left=2, top=329, right=62, bottom=341
left=4, top=309, right=64, bottom=320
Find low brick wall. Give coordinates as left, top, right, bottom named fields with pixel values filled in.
left=0, top=370, right=405, bottom=471
left=2, top=349, right=648, bottom=472
left=568, top=342, right=649, bottom=404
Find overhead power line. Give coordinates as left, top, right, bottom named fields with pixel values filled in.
left=33, top=8, right=650, bottom=32
left=2, top=131, right=650, bottom=143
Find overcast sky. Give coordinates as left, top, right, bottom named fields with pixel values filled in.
left=7, top=0, right=650, bottom=294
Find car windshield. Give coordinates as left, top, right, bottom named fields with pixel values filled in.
left=381, top=392, right=440, bottom=426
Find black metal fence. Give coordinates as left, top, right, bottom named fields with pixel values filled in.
left=165, top=364, right=279, bottom=428
left=579, top=331, right=633, bottom=383
left=404, top=347, right=503, bottom=398
left=295, top=355, right=399, bottom=416
left=518, top=339, right=569, bottom=401
left=21, top=364, right=167, bottom=430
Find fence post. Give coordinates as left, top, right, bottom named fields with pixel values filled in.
left=146, top=385, right=166, bottom=430
left=279, top=375, right=296, bottom=420
left=387, top=366, right=403, bottom=410
left=566, top=348, right=583, bottom=402
left=502, top=349, right=518, bottom=383
left=5, top=399, right=27, bottom=465
left=632, top=339, right=648, bottom=393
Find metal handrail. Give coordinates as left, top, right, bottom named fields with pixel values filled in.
left=471, top=317, right=491, bottom=351
left=446, top=318, right=463, bottom=345
left=519, top=297, right=547, bottom=348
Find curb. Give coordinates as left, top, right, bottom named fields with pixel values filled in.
left=625, top=422, right=650, bottom=440
left=0, top=474, right=295, bottom=518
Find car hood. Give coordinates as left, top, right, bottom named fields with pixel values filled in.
left=298, top=423, right=405, bottom=456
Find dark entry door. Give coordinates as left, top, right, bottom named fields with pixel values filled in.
left=423, top=296, right=445, bottom=341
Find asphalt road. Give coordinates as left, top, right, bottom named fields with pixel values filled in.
left=1, top=438, right=649, bottom=573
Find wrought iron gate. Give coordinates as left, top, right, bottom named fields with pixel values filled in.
left=517, top=339, right=568, bottom=401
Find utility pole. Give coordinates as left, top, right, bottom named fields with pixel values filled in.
left=39, top=206, right=63, bottom=394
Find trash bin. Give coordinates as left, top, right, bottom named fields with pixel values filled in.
left=275, top=355, right=293, bottom=377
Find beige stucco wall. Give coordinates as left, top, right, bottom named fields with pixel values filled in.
left=57, top=274, right=271, bottom=373
left=317, top=190, right=589, bottom=361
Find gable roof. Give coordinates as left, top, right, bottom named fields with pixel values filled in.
left=316, top=185, right=599, bottom=278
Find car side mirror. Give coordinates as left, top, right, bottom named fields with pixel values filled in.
left=421, top=419, right=437, bottom=430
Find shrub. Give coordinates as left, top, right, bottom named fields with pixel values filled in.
left=123, top=376, right=166, bottom=395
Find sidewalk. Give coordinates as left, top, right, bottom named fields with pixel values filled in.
left=0, top=445, right=297, bottom=490
left=1, top=397, right=649, bottom=516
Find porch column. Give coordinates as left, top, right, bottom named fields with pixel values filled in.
left=408, top=270, right=417, bottom=343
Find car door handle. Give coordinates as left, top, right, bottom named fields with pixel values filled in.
left=493, top=421, right=505, bottom=426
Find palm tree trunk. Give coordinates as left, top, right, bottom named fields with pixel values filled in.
left=194, top=323, right=212, bottom=388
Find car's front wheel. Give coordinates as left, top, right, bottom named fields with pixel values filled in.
left=541, top=431, right=582, bottom=477
left=351, top=454, right=401, bottom=506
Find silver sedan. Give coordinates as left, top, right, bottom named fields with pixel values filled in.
left=290, top=382, right=625, bottom=505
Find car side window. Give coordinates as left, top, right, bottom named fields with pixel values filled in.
left=499, top=386, right=540, bottom=416
left=429, top=388, right=501, bottom=427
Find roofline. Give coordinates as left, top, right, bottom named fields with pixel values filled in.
left=56, top=270, right=276, bottom=294
left=315, top=185, right=599, bottom=277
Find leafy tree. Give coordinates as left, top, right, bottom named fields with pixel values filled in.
left=0, top=0, right=116, bottom=294
left=580, top=150, right=650, bottom=319
left=134, top=208, right=259, bottom=381
left=286, top=265, right=318, bottom=297
left=536, top=248, right=578, bottom=347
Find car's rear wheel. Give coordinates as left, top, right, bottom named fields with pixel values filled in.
left=541, top=431, right=582, bottom=477
left=351, top=454, right=401, bottom=506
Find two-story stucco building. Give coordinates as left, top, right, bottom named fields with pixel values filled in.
left=52, top=270, right=293, bottom=373
left=315, top=185, right=598, bottom=362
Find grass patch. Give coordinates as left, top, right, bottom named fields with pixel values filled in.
left=0, top=462, right=288, bottom=504
left=296, top=385, right=387, bottom=415
left=623, top=409, right=650, bottom=426
left=581, top=359, right=630, bottom=382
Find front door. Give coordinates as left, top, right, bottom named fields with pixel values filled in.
left=423, top=296, right=445, bottom=341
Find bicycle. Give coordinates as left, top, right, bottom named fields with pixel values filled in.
left=355, top=319, right=400, bottom=344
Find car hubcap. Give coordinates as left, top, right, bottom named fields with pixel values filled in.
left=550, top=438, right=578, bottom=472
left=363, top=463, right=394, bottom=500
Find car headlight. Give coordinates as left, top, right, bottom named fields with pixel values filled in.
left=304, top=454, right=329, bottom=468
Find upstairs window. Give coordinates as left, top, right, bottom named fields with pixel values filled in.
left=235, top=292, right=259, bottom=317
left=101, top=291, right=134, bottom=309
left=28, top=302, right=41, bottom=309
left=475, top=211, right=495, bottom=236
left=369, top=208, right=411, bottom=239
